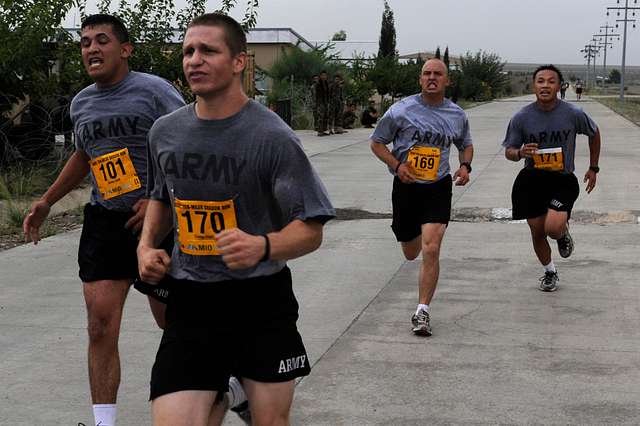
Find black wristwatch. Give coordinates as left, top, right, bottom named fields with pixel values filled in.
left=460, top=162, right=472, bottom=173
left=589, top=165, right=600, bottom=174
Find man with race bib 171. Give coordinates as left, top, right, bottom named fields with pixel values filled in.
left=503, top=64, right=601, bottom=292
left=370, top=58, right=474, bottom=336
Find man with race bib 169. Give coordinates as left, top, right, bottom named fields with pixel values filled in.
left=137, top=13, right=335, bottom=426
left=370, top=58, right=474, bottom=336
left=503, top=64, right=601, bottom=292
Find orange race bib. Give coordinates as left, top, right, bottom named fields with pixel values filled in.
left=175, top=198, right=237, bottom=256
left=407, top=146, right=441, bottom=181
left=89, top=148, right=141, bottom=200
left=533, top=147, right=564, bottom=171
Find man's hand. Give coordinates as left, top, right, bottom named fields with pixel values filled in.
left=453, top=166, right=470, bottom=186
left=125, top=198, right=149, bottom=234
left=397, top=163, right=417, bottom=184
left=137, top=244, right=171, bottom=284
left=23, top=200, right=51, bottom=244
left=519, top=143, right=539, bottom=159
left=584, top=170, right=597, bottom=193
left=216, top=228, right=266, bottom=270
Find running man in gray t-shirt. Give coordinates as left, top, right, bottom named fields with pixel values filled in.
left=502, top=64, right=601, bottom=292
left=137, top=13, right=335, bottom=426
left=370, top=59, right=474, bottom=337
left=22, top=14, right=184, bottom=426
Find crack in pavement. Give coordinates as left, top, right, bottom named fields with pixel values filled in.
left=335, top=207, right=640, bottom=224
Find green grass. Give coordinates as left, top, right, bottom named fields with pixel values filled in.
left=595, top=97, right=640, bottom=127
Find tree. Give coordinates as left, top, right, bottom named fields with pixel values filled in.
left=609, top=68, right=621, bottom=84
left=89, top=0, right=260, bottom=99
left=435, top=46, right=441, bottom=59
left=459, top=50, right=509, bottom=101
left=331, top=30, right=346, bottom=41
left=443, top=46, right=450, bottom=70
left=377, top=0, right=396, bottom=59
left=0, top=0, right=81, bottom=102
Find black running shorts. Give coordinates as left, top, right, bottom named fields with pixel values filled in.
left=78, top=203, right=173, bottom=284
left=511, top=168, right=580, bottom=220
left=149, top=266, right=310, bottom=401
left=391, top=175, right=452, bottom=242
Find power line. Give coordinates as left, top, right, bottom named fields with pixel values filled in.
left=607, top=0, right=640, bottom=100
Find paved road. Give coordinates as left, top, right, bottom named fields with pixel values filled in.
left=1, top=95, right=639, bottom=425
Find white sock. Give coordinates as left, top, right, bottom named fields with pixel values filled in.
left=416, top=304, right=429, bottom=314
left=543, top=261, right=556, bottom=273
left=93, top=404, right=116, bottom=426
left=226, top=376, right=247, bottom=409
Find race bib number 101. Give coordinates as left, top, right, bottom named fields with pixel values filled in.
left=407, top=146, right=441, bottom=181
left=175, top=198, right=237, bottom=256
left=533, top=147, right=564, bottom=172
left=89, top=148, right=141, bottom=200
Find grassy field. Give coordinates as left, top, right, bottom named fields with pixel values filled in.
left=594, top=97, right=640, bottom=127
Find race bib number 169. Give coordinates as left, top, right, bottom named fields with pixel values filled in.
left=175, top=198, right=237, bottom=256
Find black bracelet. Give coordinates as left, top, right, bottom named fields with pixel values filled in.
left=394, top=162, right=402, bottom=174
left=460, top=162, right=472, bottom=173
left=261, top=235, right=270, bottom=261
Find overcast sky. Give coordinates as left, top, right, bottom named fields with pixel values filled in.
left=68, top=0, right=640, bottom=66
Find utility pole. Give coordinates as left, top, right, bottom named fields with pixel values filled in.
left=607, top=0, right=640, bottom=100
left=581, top=44, right=598, bottom=89
left=593, top=24, right=620, bottom=86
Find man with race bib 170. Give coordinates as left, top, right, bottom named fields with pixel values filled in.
left=370, top=58, right=474, bottom=336
left=502, top=64, right=601, bottom=292
left=137, top=13, right=335, bottom=425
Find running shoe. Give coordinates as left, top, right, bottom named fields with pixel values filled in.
left=230, top=401, right=252, bottom=425
left=557, top=226, right=574, bottom=258
left=411, top=309, right=432, bottom=336
left=539, top=271, right=559, bottom=292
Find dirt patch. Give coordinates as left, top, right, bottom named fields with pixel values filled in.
left=0, top=209, right=83, bottom=252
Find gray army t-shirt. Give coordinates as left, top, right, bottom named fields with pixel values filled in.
left=371, top=95, right=473, bottom=184
left=147, top=100, right=336, bottom=283
left=502, top=100, right=598, bottom=173
left=71, top=71, right=185, bottom=211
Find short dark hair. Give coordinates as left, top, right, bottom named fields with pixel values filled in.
left=81, top=14, right=129, bottom=43
left=320, top=70, right=327, bottom=74
left=533, top=64, right=563, bottom=82
left=188, top=13, right=247, bottom=56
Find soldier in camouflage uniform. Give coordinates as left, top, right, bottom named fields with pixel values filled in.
left=310, top=75, right=319, bottom=131
left=315, top=71, right=330, bottom=136
left=329, top=74, right=346, bottom=134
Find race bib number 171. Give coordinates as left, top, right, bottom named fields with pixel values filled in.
left=175, top=198, right=237, bottom=256
left=533, top=147, right=564, bottom=172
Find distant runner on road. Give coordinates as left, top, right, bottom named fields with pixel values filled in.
left=502, top=64, right=601, bottom=292
left=370, top=58, right=474, bottom=336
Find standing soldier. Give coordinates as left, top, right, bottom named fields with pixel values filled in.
left=315, top=70, right=330, bottom=136
left=310, top=75, right=319, bottom=132
left=329, top=74, right=346, bottom=134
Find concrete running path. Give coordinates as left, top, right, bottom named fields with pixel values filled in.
left=1, top=95, right=639, bottom=425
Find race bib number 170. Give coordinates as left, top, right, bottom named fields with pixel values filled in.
left=175, top=198, right=237, bottom=256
